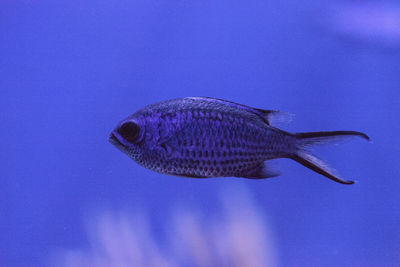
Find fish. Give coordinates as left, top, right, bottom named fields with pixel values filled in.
left=109, top=97, right=369, bottom=184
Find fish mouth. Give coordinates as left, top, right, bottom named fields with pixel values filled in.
left=109, top=132, right=124, bottom=149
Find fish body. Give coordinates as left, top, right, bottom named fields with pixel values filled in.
left=109, top=97, right=369, bottom=184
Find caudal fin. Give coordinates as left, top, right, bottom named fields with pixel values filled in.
left=291, top=131, right=370, bottom=185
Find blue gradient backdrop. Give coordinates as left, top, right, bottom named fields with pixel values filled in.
left=1, top=0, right=399, bottom=266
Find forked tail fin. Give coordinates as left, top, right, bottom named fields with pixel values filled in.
left=291, top=131, right=370, bottom=185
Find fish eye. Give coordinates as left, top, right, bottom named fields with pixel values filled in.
left=117, top=122, right=140, bottom=143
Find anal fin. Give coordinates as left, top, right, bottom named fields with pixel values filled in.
left=239, top=162, right=281, bottom=179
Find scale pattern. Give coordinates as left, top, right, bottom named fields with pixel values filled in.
left=125, top=98, right=294, bottom=178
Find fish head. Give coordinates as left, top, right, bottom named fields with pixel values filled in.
left=109, top=116, right=146, bottom=161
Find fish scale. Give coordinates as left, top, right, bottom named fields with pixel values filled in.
left=143, top=104, right=284, bottom=177
left=109, top=97, right=369, bottom=184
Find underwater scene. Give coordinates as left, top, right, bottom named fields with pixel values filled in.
left=1, top=0, right=400, bottom=266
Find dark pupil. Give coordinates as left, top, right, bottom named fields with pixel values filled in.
left=118, top=122, right=139, bottom=142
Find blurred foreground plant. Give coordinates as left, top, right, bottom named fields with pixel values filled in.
left=52, top=186, right=279, bottom=267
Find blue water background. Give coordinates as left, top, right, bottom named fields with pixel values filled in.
left=1, top=0, right=399, bottom=266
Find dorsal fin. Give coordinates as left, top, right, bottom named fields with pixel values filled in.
left=186, top=96, right=292, bottom=125
left=253, top=108, right=294, bottom=125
